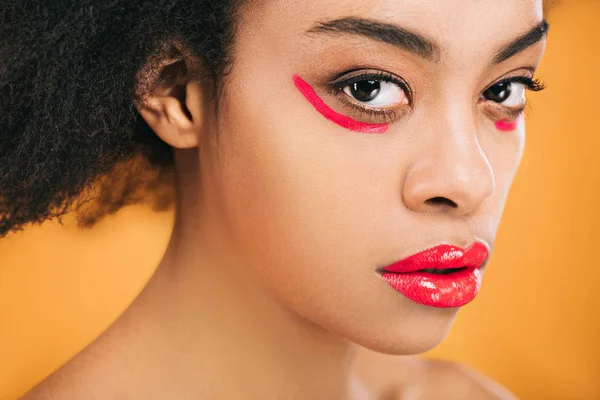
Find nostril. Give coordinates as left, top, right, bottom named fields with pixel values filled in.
left=425, top=196, right=458, bottom=208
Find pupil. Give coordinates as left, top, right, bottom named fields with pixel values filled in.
left=351, top=80, right=380, bottom=102
left=485, top=82, right=511, bottom=102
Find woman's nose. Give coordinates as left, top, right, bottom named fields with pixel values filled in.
left=401, top=129, right=496, bottom=218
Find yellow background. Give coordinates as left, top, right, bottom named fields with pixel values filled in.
left=1, top=2, right=599, bottom=399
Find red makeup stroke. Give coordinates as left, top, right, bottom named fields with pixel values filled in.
left=495, top=118, right=520, bottom=132
left=292, top=74, right=389, bottom=134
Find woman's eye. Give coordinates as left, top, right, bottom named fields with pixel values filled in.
left=342, top=80, right=408, bottom=108
left=482, top=81, right=526, bottom=107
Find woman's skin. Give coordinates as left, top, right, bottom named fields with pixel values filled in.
left=23, top=0, right=547, bottom=398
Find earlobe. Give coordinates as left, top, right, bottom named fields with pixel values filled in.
left=135, top=57, right=207, bottom=149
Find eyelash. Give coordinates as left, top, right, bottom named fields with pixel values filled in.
left=326, top=71, right=546, bottom=124
left=327, top=70, right=412, bottom=124
left=482, top=76, right=546, bottom=119
left=493, top=76, right=546, bottom=92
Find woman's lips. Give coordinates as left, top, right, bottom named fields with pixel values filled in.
left=379, top=242, right=489, bottom=308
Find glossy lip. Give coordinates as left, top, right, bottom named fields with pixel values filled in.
left=379, top=242, right=490, bottom=308
left=292, top=74, right=389, bottom=134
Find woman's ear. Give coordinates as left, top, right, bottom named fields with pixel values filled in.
left=135, top=46, right=208, bottom=149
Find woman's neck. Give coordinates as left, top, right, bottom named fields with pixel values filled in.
left=98, top=148, right=367, bottom=398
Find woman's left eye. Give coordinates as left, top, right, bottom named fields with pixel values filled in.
left=482, top=81, right=526, bottom=107
left=342, top=80, right=408, bottom=108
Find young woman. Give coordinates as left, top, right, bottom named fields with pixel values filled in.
left=1, top=0, right=549, bottom=398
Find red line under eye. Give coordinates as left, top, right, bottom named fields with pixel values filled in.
left=495, top=118, right=520, bottom=132
left=293, top=74, right=389, bottom=134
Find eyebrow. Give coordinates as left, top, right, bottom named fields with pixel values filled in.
left=307, top=17, right=440, bottom=62
left=307, top=17, right=549, bottom=65
left=492, top=20, right=549, bottom=64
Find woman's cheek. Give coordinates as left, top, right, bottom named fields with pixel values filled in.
left=216, top=70, right=381, bottom=295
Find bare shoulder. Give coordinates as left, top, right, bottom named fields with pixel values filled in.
left=352, top=347, right=518, bottom=400
left=408, top=358, right=519, bottom=400
left=19, top=325, right=135, bottom=400
left=19, top=346, right=114, bottom=400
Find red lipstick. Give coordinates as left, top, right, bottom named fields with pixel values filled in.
left=380, top=242, right=489, bottom=308
left=292, top=74, right=389, bottom=134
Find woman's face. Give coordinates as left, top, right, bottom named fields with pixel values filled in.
left=200, top=0, right=546, bottom=354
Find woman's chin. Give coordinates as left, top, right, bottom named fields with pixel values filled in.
left=344, top=307, right=460, bottom=356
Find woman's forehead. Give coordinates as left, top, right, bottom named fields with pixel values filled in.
left=239, top=0, right=544, bottom=54
left=234, top=0, right=545, bottom=76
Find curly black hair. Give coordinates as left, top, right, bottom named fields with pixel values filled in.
left=0, top=0, right=245, bottom=237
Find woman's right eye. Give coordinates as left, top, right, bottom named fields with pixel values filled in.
left=342, top=79, right=409, bottom=109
